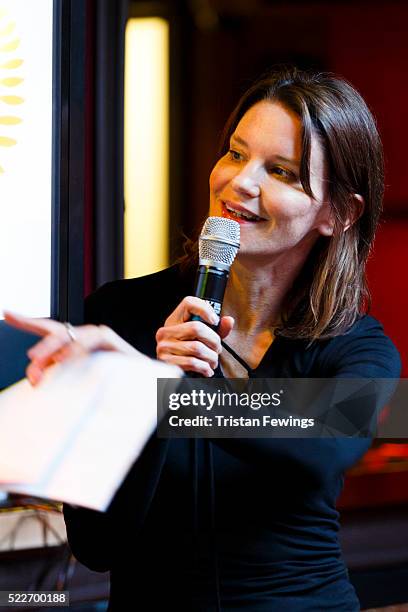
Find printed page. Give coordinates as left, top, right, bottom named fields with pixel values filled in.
left=0, top=352, right=180, bottom=510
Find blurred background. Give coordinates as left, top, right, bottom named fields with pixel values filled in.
left=0, top=0, right=408, bottom=610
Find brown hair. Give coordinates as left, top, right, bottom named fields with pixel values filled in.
left=179, top=66, right=384, bottom=341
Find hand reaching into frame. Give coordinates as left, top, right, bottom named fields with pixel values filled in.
left=3, top=310, right=157, bottom=386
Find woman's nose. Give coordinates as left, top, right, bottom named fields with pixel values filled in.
left=231, top=165, right=261, bottom=198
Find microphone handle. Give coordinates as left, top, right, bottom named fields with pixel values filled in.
left=187, top=264, right=229, bottom=378
left=190, top=264, right=230, bottom=330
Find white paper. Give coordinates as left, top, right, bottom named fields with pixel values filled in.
left=0, top=352, right=180, bottom=510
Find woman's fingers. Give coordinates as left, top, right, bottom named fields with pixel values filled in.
left=156, top=352, right=214, bottom=378
left=26, top=361, right=46, bottom=386
left=157, top=339, right=219, bottom=370
left=4, top=312, right=78, bottom=382
left=156, top=320, right=222, bottom=353
left=165, top=296, right=219, bottom=327
left=3, top=310, right=63, bottom=337
left=155, top=298, right=236, bottom=376
left=4, top=311, right=139, bottom=385
left=27, top=330, right=76, bottom=365
left=218, top=316, right=235, bottom=340
left=155, top=302, right=235, bottom=376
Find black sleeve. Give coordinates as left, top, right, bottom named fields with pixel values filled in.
left=62, top=273, right=181, bottom=572
left=62, top=504, right=112, bottom=572
left=209, top=319, right=402, bottom=475
left=62, top=284, right=119, bottom=572
left=63, top=431, right=171, bottom=572
left=316, top=316, right=401, bottom=379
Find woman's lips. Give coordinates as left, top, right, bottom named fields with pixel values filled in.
left=220, top=201, right=264, bottom=224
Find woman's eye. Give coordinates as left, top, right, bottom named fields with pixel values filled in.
left=228, top=149, right=243, bottom=161
left=270, top=166, right=295, bottom=180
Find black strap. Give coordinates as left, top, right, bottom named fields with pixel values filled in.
left=221, top=340, right=254, bottom=374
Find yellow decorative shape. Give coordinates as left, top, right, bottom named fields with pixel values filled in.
left=0, top=21, right=15, bottom=37
left=0, top=77, right=23, bottom=87
left=0, top=136, right=17, bottom=147
left=0, top=38, right=20, bottom=52
left=0, top=115, right=22, bottom=125
left=0, top=10, right=24, bottom=175
left=0, top=59, right=23, bottom=69
left=0, top=95, right=24, bottom=105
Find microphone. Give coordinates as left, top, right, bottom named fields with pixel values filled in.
left=191, top=216, right=240, bottom=329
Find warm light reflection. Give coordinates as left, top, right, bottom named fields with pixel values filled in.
left=124, top=17, right=169, bottom=278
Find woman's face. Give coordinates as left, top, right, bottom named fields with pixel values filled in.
left=209, top=100, right=334, bottom=263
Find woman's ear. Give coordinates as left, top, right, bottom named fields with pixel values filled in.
left=317, top=205, right=336, bottom=237
left=344, top=194, right=365, bottom=232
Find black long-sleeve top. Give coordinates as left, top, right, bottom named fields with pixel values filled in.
left=63, top=265, right=401, bottom=611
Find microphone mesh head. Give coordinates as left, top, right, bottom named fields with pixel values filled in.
left=198, top=217, right=240, bottom=268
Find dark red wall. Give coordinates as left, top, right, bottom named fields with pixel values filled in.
left=327, top=3, right=408, bottom=212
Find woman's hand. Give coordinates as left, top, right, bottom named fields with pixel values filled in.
left=3, top=310, right=140, bottom=386
left=155, top=296, right=234, bottom=377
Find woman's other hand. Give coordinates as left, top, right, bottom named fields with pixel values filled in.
left=155, top=296, right=234, bottom=377
left=3, top=310, right=140, bottom=386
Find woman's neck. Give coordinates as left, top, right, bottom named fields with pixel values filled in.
left=222, top=253, right=306, bottom=336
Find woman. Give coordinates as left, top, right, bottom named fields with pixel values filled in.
left=5, top=66, right=401, bottom=610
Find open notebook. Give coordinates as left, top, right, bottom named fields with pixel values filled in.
left=0, top=352, right=180, bottom=511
